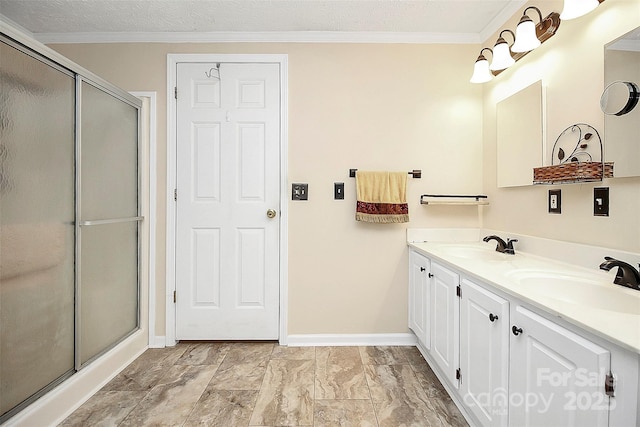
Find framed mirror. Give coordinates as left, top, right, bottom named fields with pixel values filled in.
left=496, top=80, right=544, bottom=187
left=603, top=27, right=640, bottom=178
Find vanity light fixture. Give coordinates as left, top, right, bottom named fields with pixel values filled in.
left=469, top=48, right=494, bottom=83
left=470, top=7, right=561, bottom=84
left=490, top=30, right=516, bottom=71
left=512, top=7, right=543, bottom=53
left=560, top=0, right=603, bottom=20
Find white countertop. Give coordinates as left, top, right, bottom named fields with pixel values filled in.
left=409, top=240, right=640, bottom=354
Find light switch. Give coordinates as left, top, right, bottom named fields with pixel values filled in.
left=594, top=187, right=609, bottom=216
left=334, top=182, right=344, bottom=200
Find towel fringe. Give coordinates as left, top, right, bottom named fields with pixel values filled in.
left=355, top=213, right=409, bottom=224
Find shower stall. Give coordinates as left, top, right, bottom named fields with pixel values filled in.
left=0, top=30, right=142, bottom=422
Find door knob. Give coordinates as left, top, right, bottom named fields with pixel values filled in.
left=267, top=209, right=277, bottom=219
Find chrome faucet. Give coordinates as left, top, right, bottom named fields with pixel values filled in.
left=599, top=257, right=640, bottom=291
left=483, top=235, right=518, bottom=255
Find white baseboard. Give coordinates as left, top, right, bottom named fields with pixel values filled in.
left=149, top=335, right=166, bottom=348
left=286, top=333, right=417, bottom=347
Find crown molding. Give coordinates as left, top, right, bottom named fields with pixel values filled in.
left=35, top=30, right=481, bottom=45
left=0, top=13, right=35, bottom=39
left=479, top=0, right=528, bottom=43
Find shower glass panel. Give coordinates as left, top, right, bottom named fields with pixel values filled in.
left=0, top=41, right=75, bottom=417
left=80, top=82, right=139, bottom=364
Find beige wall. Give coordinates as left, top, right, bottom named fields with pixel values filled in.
left=50, top=0, right=639, bottom=339
left=50, top=42, right=484, bottom=336
left=482, top=0, right=640, bottom=252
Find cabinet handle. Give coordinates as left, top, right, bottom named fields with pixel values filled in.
left=512, top=325, right=523, bottom=336
left=428, top=273, right=434, bottom=278
left=420, top=267, right=426, bottom=272
left=489, top=313, right=499, bottom=322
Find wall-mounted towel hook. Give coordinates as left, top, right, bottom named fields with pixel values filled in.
left=205, top=63, right=221, bottom=79
left=349, top=169, right=421, bottom=178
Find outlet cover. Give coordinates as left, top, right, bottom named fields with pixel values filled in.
left=594, top=187, right=609, bottom=216
left=549, top=189, right=561, bottom=214
left=292, top=183, right=308, bottom=200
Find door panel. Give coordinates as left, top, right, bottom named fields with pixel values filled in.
left=431, top=262, right=460, bottom=388
left=176, top=62, right=280, bottom=340
left=460, top=279, right=509, bottom=427
left=509, top=306, right=610, bottom=427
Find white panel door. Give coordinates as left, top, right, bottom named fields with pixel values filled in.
left=460, top=279, right=509, bottom=427
left=409, top=250, right=430, bottom=349
left=509, top=306, right=610, bottom=427
left=430, top=261, right=460, bottom=388
left=176, top=62, right=280, bottom=339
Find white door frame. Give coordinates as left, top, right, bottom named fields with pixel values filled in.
left=166, top=54, right=288, bottom=346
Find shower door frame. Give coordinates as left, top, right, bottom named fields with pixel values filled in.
left=0, top=23, right=146, bottom=423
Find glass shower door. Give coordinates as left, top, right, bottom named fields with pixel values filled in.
left=0, top=40, right=76, bottom=418
left=79, top=81, right=140, bottom=365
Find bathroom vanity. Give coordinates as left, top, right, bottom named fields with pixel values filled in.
left=407, top=230, right=640, bottom=427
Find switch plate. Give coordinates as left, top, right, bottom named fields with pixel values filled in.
left=334, top=182, right=344, bottom=200
left=548, top=189, right=561, bottom=214
left=292, top=183, right=308, bottom=200
left=594, top=187, right=609, bottom=216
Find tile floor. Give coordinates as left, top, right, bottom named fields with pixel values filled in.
left=60, top=343, right=468, bottom=427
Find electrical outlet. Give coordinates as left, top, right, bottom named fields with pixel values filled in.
left=548, top=189, right=561, bottom=214
left=334, top=182, right=344, bottom=200
left=594, top=187, right=609, bottom=216
left=292, top=183, right=308, bottom=200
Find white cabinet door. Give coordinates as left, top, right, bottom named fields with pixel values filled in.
left=509, top=306, right=610, bottom=427
left=409, top=250, right=431, bottom=349
left=460, top=279, right=510, bottom=427
left=431, top=261, right=460, bottom=388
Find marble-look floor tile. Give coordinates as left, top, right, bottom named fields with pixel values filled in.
left=430, top=392, right=469, bottom=427
left=373, top=399, right=445, bottom=427
left=183, top=389, right=259, bottom=427
left=402, top=346, right=427, bottom=367
left=175, top=342, right=230, bottom=366
left=119, top=364, right=217, bottom=426
left=364, top=364, right=443, bottom=426
left=314, top=399, right=378, bottom=427
left=271, top=345, right=315, bottom=360
left=102, top=346, right=187, bottom=391
left=409, top=359, right=447, bottom=399
left=315, top=347, right=370, bottom=400
left=359, top=346, right=408, bottom=365
left=209, top=342, right=274, bottom=390
left=249, top=359, right=315, bottom=426
left=58, top=390, right=146, bottom=427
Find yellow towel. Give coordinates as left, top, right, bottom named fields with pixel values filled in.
left=356, top=171, right=409, bottom=223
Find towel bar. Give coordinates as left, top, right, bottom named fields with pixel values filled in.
left=349, top=169, right=421, bottom=178
left=420, top=194, right=489, bottom=205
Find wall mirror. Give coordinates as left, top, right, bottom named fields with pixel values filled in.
left=603, top=26, right=640, bottom=178
left=496, top=80, right=544, bottom=187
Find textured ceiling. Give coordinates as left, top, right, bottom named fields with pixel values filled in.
left=0, top=0, right=526, bottom=42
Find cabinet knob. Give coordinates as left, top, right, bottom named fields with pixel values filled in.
left=428, top=273, right=434, bottom=278
left=489, top=313, right=499, bottom=322
left=420, top=267, right=426, bottom=272
left=512, top=325, right=523, bottom=336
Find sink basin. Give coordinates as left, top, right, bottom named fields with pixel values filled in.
left=505, top=270, right=640, bottom=314
left=438, top=245, right=507, bottom=261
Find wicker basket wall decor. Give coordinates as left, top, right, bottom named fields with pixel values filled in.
left=534, top=162, right=614, bottom=184
left=533, top=123, right=613, bottom=184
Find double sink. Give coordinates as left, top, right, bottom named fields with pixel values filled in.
left=425, top=242, right=640, bottom=316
